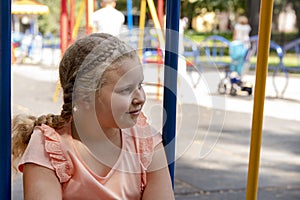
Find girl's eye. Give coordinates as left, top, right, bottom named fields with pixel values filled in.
left=120, top=87, right=132, bottom=93
left=117, top=82, right=143, bottom=94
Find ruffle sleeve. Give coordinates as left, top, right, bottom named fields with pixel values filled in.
left=135, top=113, right=163, bottom=191
left=136, top=113, right=162, bottom=170
left=41, top=124, right=73, bottom=183
left=19, top=124, right=73, bottom=183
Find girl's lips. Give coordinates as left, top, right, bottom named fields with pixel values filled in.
left=128, top=109, right=141, bottom=116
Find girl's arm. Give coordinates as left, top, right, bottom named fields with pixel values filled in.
left=142, top=142, right=175, bottom=200
left=23, top=163, right=62, bottom=200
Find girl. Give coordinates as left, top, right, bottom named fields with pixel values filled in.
left=232, top=16, right=251, bottom=50
left=12, top=33, right=174, bottom=200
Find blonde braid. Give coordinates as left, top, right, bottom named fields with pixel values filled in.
left=12, top=115, right=36, bottom=160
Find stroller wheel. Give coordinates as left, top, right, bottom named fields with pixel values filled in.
left=246, top=87, right=252, bottom=95
left=241, top=82, right=253, bottom=95
left=230, top=86, right=237, bottom=96
left=218, top=82, right=227, bottom=94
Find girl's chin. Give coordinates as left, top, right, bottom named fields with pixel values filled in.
left=116, top=119, right=137, bottom=129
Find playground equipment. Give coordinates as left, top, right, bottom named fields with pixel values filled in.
left=11, top=0, right=49, bottom=64
left=0, top=0, right=277, bottom=199
left=246, top=0, right=275, bottom=198
left=53, top=0, right=165, bottom=102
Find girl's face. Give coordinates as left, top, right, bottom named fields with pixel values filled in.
left=96, top=56, right=145, bottom=129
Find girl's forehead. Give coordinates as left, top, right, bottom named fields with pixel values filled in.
left=115, top=56, right=142, bottom=73
left=104, top=57, right=143, bottom=84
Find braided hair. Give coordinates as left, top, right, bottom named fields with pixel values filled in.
left=12, top=33, right=137, bottom=167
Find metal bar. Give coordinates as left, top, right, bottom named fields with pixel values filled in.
left=146, top=0, right=164, bottom=49
left=86, top=0, right=89, bottom=34
left=86, top=0, right=94, bottom=34
left=138, top=0, right=146, bottom=58
left=246, top=0, right=274, bottom=199
left=157, top=0, right=164, bottom=27
left=146, top=0, right=160, bottom=28
left=0, top=0, right=12, bottom=198
left=126, top=0, right=133, bottom=31
left=71, top=0, right=86, bottom=40
left=60, top=0, right=68, bottom=54
left=162, top=0, right=180, bottom=188
left=70, top=0, right=75, bottom=43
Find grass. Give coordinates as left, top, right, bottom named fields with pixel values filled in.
left=184, top=30, right=232, bottom=44
left=184, top=33, right=300, bottom=72
left=283, top=53, right=300, bottom=67
left=185, top=34, right=206, bottom=44
left=185, top=54, right=299, bottom=73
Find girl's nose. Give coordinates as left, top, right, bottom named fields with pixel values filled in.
left=132, top=88, right=146, bottom=105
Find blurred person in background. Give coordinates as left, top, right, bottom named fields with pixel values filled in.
left=92, top=0, right=125, bottom=36
left=232, top=15, right=251, bottom=49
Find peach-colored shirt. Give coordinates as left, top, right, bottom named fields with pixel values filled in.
left=19, top=114, right=162, bottom=200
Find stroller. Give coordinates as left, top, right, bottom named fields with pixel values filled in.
left=218, top=40, right=253, bottom=96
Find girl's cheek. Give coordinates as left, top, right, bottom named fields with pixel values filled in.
left=111, top=95, right=131, bottom=111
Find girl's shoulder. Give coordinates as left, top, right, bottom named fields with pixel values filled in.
left=19, top=124, right=74, bottom=183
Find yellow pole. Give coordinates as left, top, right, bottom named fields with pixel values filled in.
left=146, top=0, right=165, bottom=46
left=52, top=79, right=61, bottom=102
left=72, top=0, right=86, bottom=40
left=138, top=0, right=147, bottom=58
left=146, top=0, right=161, bottom=30
left=246, top=0, right=274, bottom=199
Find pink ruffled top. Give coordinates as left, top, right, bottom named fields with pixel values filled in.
left=19, top=114, right=162, bottom=200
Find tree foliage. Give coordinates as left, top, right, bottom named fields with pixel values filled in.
left=36, top=0, right=61, bottom=35
left=35, top=0, right=299, bottom=36
left=181, top=0, right=246, bottom=17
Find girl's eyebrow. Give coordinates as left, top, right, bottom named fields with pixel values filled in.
left=115, top=83, right=135, bottom=89
left=115, top=79, right=143, bottom=89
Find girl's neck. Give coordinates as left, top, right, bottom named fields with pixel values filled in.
left=99, top=127, right=122, bottom=148
left=71, top=120, right=122, bottom=148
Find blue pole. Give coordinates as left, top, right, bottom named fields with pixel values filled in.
left=162, top=0, right=180, bottom=188
left=0, top=0, right=12, bottom=199
left=126, top=0, right=133, bottom=31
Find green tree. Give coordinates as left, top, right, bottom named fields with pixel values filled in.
left=246, top=0, right=260, bottom=35
left=36, top=0, right=61, bottom=35
left=247, top=0, right=300, bottom=37
left=181, top=0, right=247, bottom=29
left=36, top=0, right=299, bottom=37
